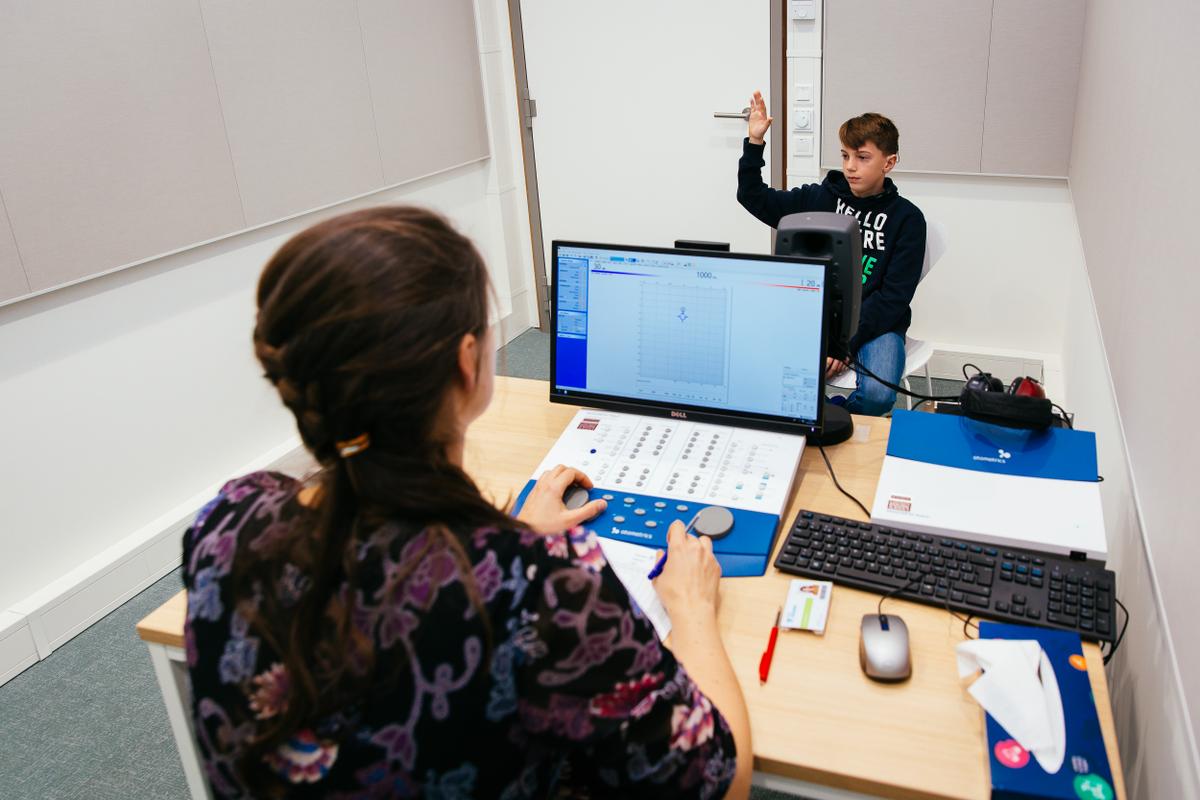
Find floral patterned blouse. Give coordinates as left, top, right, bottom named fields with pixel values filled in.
left=182, top=472, right=736, bottom=798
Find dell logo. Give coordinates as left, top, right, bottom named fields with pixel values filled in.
left=670, top=410, right=688, bottom=419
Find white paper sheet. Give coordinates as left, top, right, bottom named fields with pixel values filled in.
left=599, top=538, right=673, bottom=640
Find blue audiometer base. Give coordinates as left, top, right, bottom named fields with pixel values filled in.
left=512, top=480, right=782, bottom=577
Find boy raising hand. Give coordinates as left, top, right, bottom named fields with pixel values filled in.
left=738, top=91, right=926, bottom=416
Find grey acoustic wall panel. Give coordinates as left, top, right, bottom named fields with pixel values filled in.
left=0, top=1, right=244, bottom=292
left=822, top=0, right=993, bottom=173
left=981, top=0, right=1085, bottom=176
left=199, top=0, right=385, bottom=226
left=0, top=193, right=28, bottom=302
left=358, top=0, right=490, bottom=185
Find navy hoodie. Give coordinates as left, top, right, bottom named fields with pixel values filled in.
left=737, top=138, right=926, bottom=354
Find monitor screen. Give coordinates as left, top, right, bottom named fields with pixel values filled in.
left=551, top=241, right=828, bottom=431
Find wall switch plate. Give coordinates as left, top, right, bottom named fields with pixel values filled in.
left=793, top=109, right=813, bottom=132
left=793, top=135, right=814, bottom=156
left=793, top=82, right=814, bottom=103
left=790, top=1, right=816, bottom=20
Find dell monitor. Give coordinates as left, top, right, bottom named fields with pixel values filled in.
left=551, top=241, right=830, bottom=437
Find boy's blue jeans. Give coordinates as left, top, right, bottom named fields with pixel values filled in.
left=845, top=331, right=905, bottom=416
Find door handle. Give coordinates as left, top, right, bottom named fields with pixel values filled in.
left=713, top=107, right=751, bottom=121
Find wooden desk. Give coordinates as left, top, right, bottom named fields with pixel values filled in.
left=139, top=376, right=1125, bottom=800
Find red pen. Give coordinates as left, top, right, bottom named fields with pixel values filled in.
left=759, top=607, right=782, bottom=684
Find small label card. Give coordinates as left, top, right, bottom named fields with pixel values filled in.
left=781, top=578, right=833, bottom=634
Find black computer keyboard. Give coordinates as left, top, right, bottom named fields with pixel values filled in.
left=773, top=509, right=1118, bottom=644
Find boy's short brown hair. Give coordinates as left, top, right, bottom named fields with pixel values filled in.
left=839, top=113, right=899, bottom=156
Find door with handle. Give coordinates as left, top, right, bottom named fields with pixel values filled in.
left=514, top=1, right=777, bottom=327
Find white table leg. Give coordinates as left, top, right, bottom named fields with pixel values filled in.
left=146, top=642, right=212, bottom=800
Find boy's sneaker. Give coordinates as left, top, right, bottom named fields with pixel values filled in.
left=827, top=394, right=848, bottom=408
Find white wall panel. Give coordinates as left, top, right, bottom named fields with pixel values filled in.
left=900, top=173, right=1074, bottom=355
left=1068, top=0, right=1200, bottom=789
left=358, top=0, right=490, bottom=185
left=982, top=0, right=1085, bottom=176
left=0, top=0, right=244, bottom=291
left=1061, top=201, right=1200, bottom=799
left=199, top=0, right=385, bottom=225
left=0, top=192, right=26, bottom=301
left=822, top=0, right=992, bottom=173
left=0, top=163, right=495, bottom=614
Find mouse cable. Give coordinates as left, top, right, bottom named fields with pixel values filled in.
left=941, top=589, right=979, bottom=639
left=816, top=442, right=871, bottom=518
left=1103, top=597, right=1130, bottom=665
left=874, top=569, right=978, bottom=640
left=876, top=573, right=923, bottom=618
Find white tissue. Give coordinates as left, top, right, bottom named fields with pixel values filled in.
left=956, top=639, right=1067, bottom=774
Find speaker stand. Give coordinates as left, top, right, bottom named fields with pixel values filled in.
left=807, top=401, right=854, bottom=447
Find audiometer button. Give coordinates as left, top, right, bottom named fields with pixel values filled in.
left=645, top=520, right=658, bottom=529
left=634, top=508, right=646, bottom=516
left=676, top=504, right=689, bottom=512
left=654, top=501, right=666, bottom=509
left=623, top=497, right=635, bottom=504
left=602, top=494, right=615, bottom=501
left=613, top=515, right=626, bottom=523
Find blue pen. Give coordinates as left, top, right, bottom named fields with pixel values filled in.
left=647, top=513, right=699, bottom=579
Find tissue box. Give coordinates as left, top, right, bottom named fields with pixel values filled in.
left=979, top=622, right=1115, bottom=800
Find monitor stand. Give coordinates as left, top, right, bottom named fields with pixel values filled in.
left=807, top=401, right=854, bottom=447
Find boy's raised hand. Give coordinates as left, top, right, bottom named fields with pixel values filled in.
left=748, top=90, right=773, bottom=144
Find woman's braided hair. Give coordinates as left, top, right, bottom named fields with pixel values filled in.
left=231, top=206, right=516, bottom=795
left=255, top=341, right=335, bottom=459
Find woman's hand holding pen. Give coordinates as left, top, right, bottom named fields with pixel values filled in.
left=652, top=519, right=722, bottom=619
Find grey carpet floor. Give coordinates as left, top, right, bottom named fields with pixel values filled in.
left=0, top=568, right=190, bottom=799
left=0, top=327, right=956, bottom=799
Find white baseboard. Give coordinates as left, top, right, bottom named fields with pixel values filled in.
left=0, top=435, right=302, bottom=688
left=498, top=293, right=533, bottom=345
left=0, top=611, right=39, bottom=686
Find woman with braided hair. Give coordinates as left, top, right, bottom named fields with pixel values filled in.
left=181, top=206, right=751, bottom=798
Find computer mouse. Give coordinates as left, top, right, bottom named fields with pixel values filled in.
left=562, top=484, right=591, bottom=511
left=859, top=613, right=912, bottom=682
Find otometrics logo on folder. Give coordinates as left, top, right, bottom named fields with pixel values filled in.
left=885, top=410, right=1097, bottom=482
